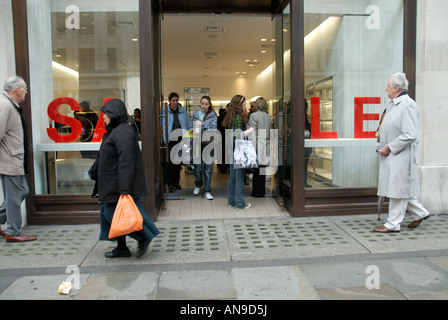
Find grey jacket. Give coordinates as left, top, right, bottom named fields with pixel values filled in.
left=248, top=110, right=272, bottom=166
left=0, top=91, right=25, bottom=176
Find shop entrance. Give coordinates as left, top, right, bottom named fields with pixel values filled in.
left=147, top=1, right=292, bottom=220
left=160, top=13, right=276, bottom=202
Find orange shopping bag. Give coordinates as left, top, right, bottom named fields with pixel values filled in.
left=109, top=195, right=143, bottom=239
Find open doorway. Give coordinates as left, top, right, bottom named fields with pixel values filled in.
left=160, top=13, right=276, bottom=201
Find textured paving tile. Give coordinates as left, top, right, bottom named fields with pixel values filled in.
left=331, top=214, right=448, bottom=253
left=0, top=225, right=98, bottom=269
left=225, top=217, right=369, bottom=260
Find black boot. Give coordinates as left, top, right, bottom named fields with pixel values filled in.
left=105, top=236, right=131, bottom=258
left=105, top=247, right=131, bottom=258
left=137, top=239, right=151, bottom=258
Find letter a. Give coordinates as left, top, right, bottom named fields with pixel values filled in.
left=66, top=5, right=80, bottom=30
left=365, top=265, right=380, bottom=289
left=366, top=5, right=380, bottom=30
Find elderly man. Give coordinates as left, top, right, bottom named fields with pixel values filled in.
left=374, top=73, right=430, bottom=233
left=0, top=76, right=37, bottom=242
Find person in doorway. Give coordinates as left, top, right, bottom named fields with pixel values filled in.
left=217, top=107, right=229, bottom=174
left=373, top=72, right=430, bottom=233
left=133, top=108, right=142, bottom=135
left=248, top=97, right=271, bottom=197
left=191, top=96, right=218, bottom=200
left=161, top=92, right=191, bottom=193
left=222, top=95, right=255, bottom=210
left=75, top=100, right=99, bottom=158
left=0, top=76, right=36, bottom=242
left=304, top=99, right=312, bottom=188
left=97, top=99, right=159, bottom=258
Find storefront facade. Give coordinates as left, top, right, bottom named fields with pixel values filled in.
left=2, top=0, right=446, bottom=225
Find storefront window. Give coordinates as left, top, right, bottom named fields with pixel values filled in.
left=28, top=0, right=140, bottom=195
left=304, top=0, right=403, bottom=189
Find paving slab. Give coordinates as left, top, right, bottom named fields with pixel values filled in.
left=81, top=220, right=231, bottom=266
left=316, top=284, right=407, bottom=300
left=74, top=272, right=160, bottom=300
left=232, top=266, right=320, bottom=300
left=375, top=257, right=448, bottom=293
left=224, top=217, right=369, bottom=261
left=0, top=225, right=98, bottom=269
left=331, top=214, right=448, bottom=253
left=0, top=273, right=90, bottom=300
left=155, top=270, right=236, bottom=300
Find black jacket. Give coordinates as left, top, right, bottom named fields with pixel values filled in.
left=97, top=99, right=147, bottom=203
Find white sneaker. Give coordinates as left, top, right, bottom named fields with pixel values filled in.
left=193, top=187, right=201, bottom=196
left=204, top=192, right=213, bottom=200
left=236, top=203, right=251, bottom=210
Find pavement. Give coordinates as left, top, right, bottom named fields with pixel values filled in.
left=1, top=207, right=448, bottom=303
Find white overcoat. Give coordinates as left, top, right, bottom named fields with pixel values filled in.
left=377, top=94, right=420, bottom=199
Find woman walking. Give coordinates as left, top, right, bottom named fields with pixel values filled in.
left=97, top=99, right=159, bottom=258
left=191, top=96, right=218, bottom=200
left=222, top=95, right=254, bottom=210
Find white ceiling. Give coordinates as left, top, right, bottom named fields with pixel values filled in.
left=161, top=14, right=274, bottom=79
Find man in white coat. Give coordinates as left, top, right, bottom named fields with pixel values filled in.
left=373, top=73, right=430, bottom=233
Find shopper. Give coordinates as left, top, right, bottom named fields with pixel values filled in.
left=248, top=97, right=271, bottom=197
left=161, top=92, right=191, bottom=192
left=222, top=95, right=254, bottom=210
left=191, top=96, right=218, bottom=200
left=217, top=107, right=229, bottom=174
left=0, top=76, right=36, bottom=243
left=373, top=73, right=430, bottom=233
left=97, top=99, right=159, bottom=258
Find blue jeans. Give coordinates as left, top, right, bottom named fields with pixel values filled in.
left=194, top=162, right=213, bottom=193
left=227, top=164, right=246, bottom=209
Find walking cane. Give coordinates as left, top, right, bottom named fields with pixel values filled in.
left=377, top=196, right=385, bottom=221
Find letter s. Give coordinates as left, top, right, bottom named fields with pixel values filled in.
left=47, top=97, right=82, bottom=143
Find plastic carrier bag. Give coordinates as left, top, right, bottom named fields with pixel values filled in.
left=109, top=195, right=143, bottom=239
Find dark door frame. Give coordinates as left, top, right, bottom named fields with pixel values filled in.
left=11, top=0, right=416, bottom=224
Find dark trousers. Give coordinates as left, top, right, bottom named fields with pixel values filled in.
left=251, top=167, right=266, bottom=197
left=164, top=140, right=182, bottom=187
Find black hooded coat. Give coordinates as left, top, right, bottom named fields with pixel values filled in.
left=98, top=99, right=147, bottom=203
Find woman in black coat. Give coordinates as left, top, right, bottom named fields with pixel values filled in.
left=97, top=99, right=159, bottom=258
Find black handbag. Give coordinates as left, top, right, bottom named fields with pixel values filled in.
left=88, top=157, right=98, bottom=181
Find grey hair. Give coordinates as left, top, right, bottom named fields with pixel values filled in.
left=389, top=72, right=409, bottom=92
left=254, top=97, right=268, bottom=112
left=3, top=75, right=26, bottom=92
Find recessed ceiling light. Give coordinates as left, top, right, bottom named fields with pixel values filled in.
left=261, top=50, right=267, bottom=54
left=132, top=38, right=138, bottom=42
left=261, top=38, right=267, bottom=42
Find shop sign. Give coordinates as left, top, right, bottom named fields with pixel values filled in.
left=47, top=97, right=114, bottom=143
left=310, top=96, right=381, bottom=139
left=46, top=96, right=382, bottom=143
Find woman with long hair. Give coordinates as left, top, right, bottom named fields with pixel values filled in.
left=191, top=96, right=218, bottom=200
left=222, top=95, right=254, bottom=210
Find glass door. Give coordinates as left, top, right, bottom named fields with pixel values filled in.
left=272, top=3, right=292, bottom=207
left=140, top=0, right=163, bottom=221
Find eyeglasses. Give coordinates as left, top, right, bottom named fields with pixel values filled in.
left=20, top=86, right=28, bottom=93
